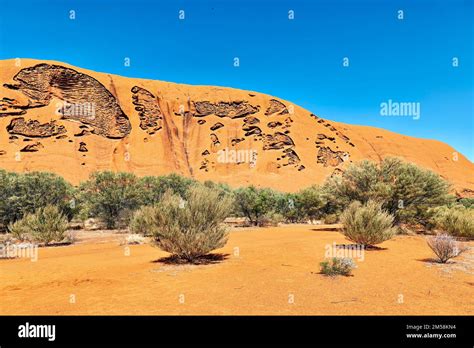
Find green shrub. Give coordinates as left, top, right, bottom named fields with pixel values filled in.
left=324, top=213, right=339, bottom=224
left=136, top=185, right=232, bottom=262
left=8, top=205, right=68, bottom=245
left=129, top=206, right=157, bottom=236
left=296, top=186, right=327, bottom=222
left=340, top=200, right=396, bottom=247
left=79, top=171, right=143, bottom=229
left=320, top=257, right=356, bottom=276
left=323, top=157, right=450, bottom=226
left=458, top=198, right=474, bottom=209
left=0, top=170, right=74, bottom=231
left=427, top=234, right=463, bottom=263
left=233, top=186, right=280, bottom=226
left=139, top=174, right=197, bottom=206
left=258, top=212, right=285, bottom=227
left=431, top=206, right=474, bottom=238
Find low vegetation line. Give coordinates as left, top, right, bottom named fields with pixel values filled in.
left=0, top=157, right=472, bottom=265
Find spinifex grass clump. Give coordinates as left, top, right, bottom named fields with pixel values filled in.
left=8, top=205, right=68, bottom=245
left=431, top=207, right=474, bottom=238
left=427, top=234, right=463, bottom=263
left=320, top=257, right=356, bottom=276
left=340, top=200, right=396, bottom=247
left=132, top=185, right=232, bottom=263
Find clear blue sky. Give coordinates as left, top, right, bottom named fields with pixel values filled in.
left=0, top=0, right=472, bottom=160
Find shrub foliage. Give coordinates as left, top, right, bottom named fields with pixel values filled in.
left=320, top=257, right=356, bottom=276
left=431, top=206, right=474, bottom=238
left=0, top=170, right=74, bottom=231
left=324, top=157, right=450, bottom=226
left=9, top=205, right=68, bottom=245
left=340, top=200, right=396, bottom=247
left=427, top=234, right=463, bottom=263
left=134, top=185, right=232, bottom=262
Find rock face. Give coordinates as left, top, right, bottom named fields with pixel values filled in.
left=194, top=101, right=259, bottom=118
left=131, top=86, right=163, bottom=135
left=3, top=64, right=130, bottom=138
left=0, top=59, right=472, bottom=195
left=7, top=117, right=66, bottom=138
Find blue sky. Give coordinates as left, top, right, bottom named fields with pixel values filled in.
left=0, top=0, right=472, bottom=160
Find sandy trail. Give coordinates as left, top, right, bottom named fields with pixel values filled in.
left=1, top=226, right=473, bottom=315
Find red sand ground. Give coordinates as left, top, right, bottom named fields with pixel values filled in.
left=1, top=226, right=472, bottom=315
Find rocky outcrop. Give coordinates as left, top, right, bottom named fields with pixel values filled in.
left=194, top=101, right=259, bottom=118
left=131, top=86, right=163, bottom=135
left=265, top=99, right=288, bottom=116
left=20, top=142, right=43, bottom=152
left=317, top=146, right=349, bottom=167
left=281, top=148, right=300, bottom=165
left=78, top=142, right=88, bottom=152
left=7, top=117, right=66, bottom=138
left=210, top=133, right=220, bottom=147
left=263, top=132, right=295, bottom=150
left=231, top=137, right=245, bottom=146
left=210, top=122, right=224, bottom=131
left=243, top=125, right=262, bottom=136
left=268, top=121, right=282, bottom=128
left=243, top=116, right=260, bottom=125
left=4, top=64, right=131, bottom=138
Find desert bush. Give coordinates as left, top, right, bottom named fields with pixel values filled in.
left=297, top=186, right=327, bottom=221
left=233, top=186, right=280, bottom=226
left=430, top=206, right=474, bottom=238
left=79, top=171, right=143, bottom=229
left=324, top=213, right=339, bottom=224
left=458, top=197, right=474, bottom=209
left=129, top=206, right=157, bottom=236
left=320, top=257, right=356, bottom=276
left=139, top=174, right=197, bottom=206
left=8, top=205, right=68, bottom=245
left=427, top=234, right=463, bottom=263
left=323, top=157, right=450, bottom=226
left=258, top=212, right=285, bottom=227
left=136, top=185, right=232, bottom=262
left=0, top=170, right=74, bottom=231
left=340, top=200, right=396, bottom=247
left=274, top=192, right=300, bottom=223
left=274, top=186, right=328, bottom=223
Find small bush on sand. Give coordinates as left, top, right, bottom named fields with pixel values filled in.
left=129, top=206, right=157, bottom=236
left=427, top=234, right=463, bottom=263
left=8, top=205, right=68, bottom=245
left=323, top=157, right=450, bottom=226
left=431, top=207, right=474, bottom=238
left=79, top=171, right=143, bottom=229
left=0, top=170, right=74, bottom=231
left=258, top=212, right=284, bottom=227
left=139, top=174, right=197, bottom=206
left=134, top=185, right=232, bottom=262
left=340, top=200, right=396, bottom=247
left=320, top=257, right=356, bottom=276
left=233, top=186, right=279, bottom=226
left=324, top=213, right=339, bottom=224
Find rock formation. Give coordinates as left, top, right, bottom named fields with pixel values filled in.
left=0, top=59, right=472, bottom=196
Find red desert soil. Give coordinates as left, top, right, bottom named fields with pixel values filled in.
left=1, top=226, right=473, bottom=315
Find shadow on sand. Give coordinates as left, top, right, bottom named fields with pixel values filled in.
left=333, top=243, right=387, bottom=251
left=152, top=253, right=230, bottom=265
